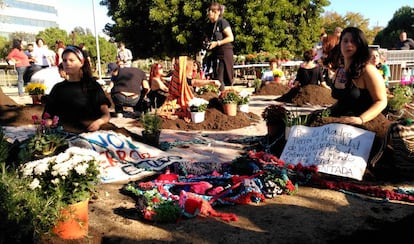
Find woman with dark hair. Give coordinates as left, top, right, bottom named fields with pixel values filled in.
left=147, top=63, right=169, bottom=110
left=329, top=27, right=387, bottom=125
left=275, top=49, right=325, bottom=102
left=6, top=39, right=30, bottom=96
left=43, top=45, right=111, bottom=132
left=206, top=2, right=234, bottom=91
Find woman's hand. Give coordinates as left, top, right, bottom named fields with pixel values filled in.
left=341, top=116, right=364, bottom=125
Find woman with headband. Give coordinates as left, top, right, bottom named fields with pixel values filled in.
left=43, top=45, right=111, bottom=132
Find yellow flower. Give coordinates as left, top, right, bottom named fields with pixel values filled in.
left=25, top=83, right=46, bottom=95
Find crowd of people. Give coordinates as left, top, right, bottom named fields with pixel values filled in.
left=4, top=1, right=413, bottom=134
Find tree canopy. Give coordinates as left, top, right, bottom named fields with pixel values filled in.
left=373, top=6, right=414, bottom=49
left=100, top=0, right=330, bottom=59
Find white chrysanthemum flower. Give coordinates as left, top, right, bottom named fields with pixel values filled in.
left=239, top=90, right=251, bottom=98
left=74, top=163, right=89, bottom=175
left=54, top=151, right=71, bottom=164
left=33, top=159, right=50, bottom=175
left=51, top=178, right=60, bottom=185
left=29, top=178, right=41, bottom=190
left=189, top=97, right=209, bottom=107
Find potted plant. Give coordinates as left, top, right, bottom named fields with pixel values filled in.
left=272, top=69, right=284, bottom=82
left=0, top=128, right=101, bottom=243
left=238, top=90, right=252, bottom=113
left=188, top=97, right=209, bottom=123
left=283, top=108, right=310, bottom=140
left=25, top=82, right=46, bottom=104
left=18, top=146, right=101, bottom=239
left=219, top=89, right=240, bottom=116
left=262, top=104, right=289, bottom=137
left=141, top=112, right=163, bottom=147
left=18, top=113, right=68, bottom=163
left=387, top=85, right=413, bottom=112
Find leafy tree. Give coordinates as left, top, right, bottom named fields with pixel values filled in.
left=373, top=6, right=414, bottom=49
left=0, top=36, right=10, bottom=60
left=100, top=0, right=330, bottom=59
left=321, top=11, right=379, bottom=44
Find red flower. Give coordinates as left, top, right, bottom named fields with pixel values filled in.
left=285, top=180, right=296, bottom=192
left=152, top=197, right=160, bottom=203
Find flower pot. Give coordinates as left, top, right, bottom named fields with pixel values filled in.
left=191, top=111, right=205, bottom=123
left=31, top=94, right=43, bottom=105
left=238, top=104, right=249, bottom=113
left=274, top=77, right=281, bottom=83
left=142, top=131, right=161, bottom=147
left=53, top=198, right=89, bottom=240
left=223, top=103, right=237, bottom=116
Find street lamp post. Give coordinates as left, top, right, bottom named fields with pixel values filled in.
left=91, top=0, right=103, bottom=83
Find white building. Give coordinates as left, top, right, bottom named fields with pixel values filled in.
left=0, top=0, right=58, bottom=39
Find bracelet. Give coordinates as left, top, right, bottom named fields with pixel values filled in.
left=359, top=116, right=364, bottom=125
left=217, top=40, right=221, bottom=46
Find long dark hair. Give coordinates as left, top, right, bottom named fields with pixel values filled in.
left=340, top=27, right=370, bottom=84
left=12, top=39, right=22, bottom=50
left=62, top=45, right=95, bottom=93
left=62, top=45, right=93, bottom=81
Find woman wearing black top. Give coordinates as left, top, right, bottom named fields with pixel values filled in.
left=206, top=2, right=234, bottom=91
left=43, top=45, right=111, bottom=131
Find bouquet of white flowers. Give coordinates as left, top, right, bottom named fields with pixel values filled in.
left=20, top=147, right=102, bottom=204
left=238, top=90, right=252, bottom=105
left=188, top=97, right=209, bottom=112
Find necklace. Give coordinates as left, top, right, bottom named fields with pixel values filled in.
left=260, top=132, right=284, bottom=153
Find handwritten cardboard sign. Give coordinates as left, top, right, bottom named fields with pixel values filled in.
left=280, top=123, right=375, bottom=180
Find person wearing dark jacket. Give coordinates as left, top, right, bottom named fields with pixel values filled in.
left=106, top=63, right=149, bottom=117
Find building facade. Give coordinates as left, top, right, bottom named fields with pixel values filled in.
left=0, top=0, right=58, bottom=39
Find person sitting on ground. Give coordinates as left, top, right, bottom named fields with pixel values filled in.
left=43, top=45, right=111, bottom=132
left=106, top=62, right=150, bottom=117
left=186, top=57, right=221, bottom=90
left=329, top=27, right=387, bottom=127
left=275, top=49, right=327, bottom=102
left=147, top=63, right=169, bottom=110
left=261, top=58, right=286, bottom=85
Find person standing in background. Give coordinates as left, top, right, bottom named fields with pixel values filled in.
left=395, top=31, right=414, bottom=50
left=206, top=2, right=234, bottom=91
left=116, top=42, right=133, bottom=67
left=6, top=39, right=30, bottom=96
left=32, top=38, right=54, bottom=69
left=24, top=43, right=35, bottom=65
left=334, top=27, right=343, bottom=37
left=313, top=32, right=327, bottom=62
left=55, top=40, right=66, bottom=66
left=79, top=43, right=92, bottom=64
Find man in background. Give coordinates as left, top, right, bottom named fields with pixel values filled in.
left=116, top=42, right=133, bottom=67
left=395, top=31, right=414, bottom=50
left=106, top=63, right=149, bottom=118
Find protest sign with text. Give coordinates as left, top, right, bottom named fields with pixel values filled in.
left=280, top=123, right=375, bottom=180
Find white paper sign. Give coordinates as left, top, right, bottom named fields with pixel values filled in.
left=280, top=123, right=375, bottom=181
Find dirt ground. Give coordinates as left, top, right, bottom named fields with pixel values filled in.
left=1, top=84, right=414, bottom=244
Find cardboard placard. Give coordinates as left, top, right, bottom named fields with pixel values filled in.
left=280, top=123, right=375, bottom=180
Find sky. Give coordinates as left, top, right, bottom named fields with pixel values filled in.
left=57, top=0, right=113, bottom=36
left=323, top=0, right=411, bottom=28
left=56, top=0, right=411, bottom=36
